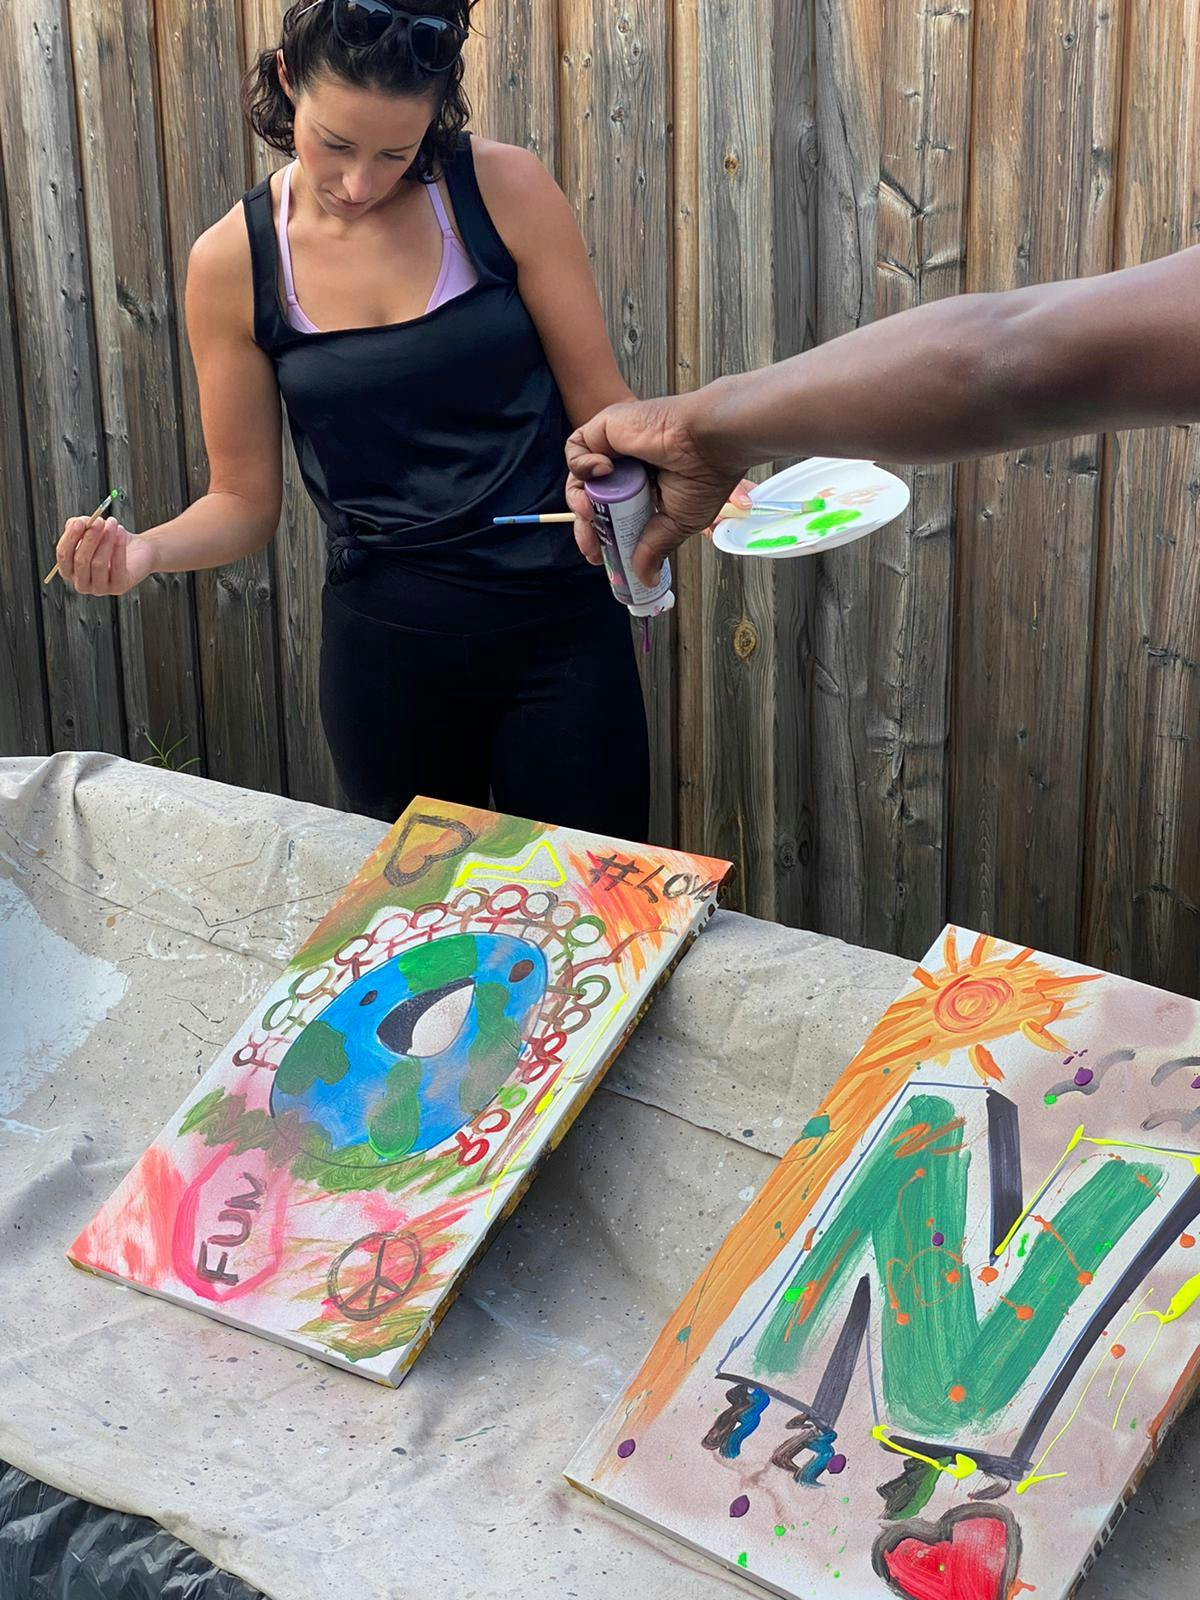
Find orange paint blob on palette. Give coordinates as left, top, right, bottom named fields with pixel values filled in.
left=712, top=456, right=910, bottom=559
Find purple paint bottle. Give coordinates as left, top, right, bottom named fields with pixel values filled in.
left=584, top=457, right=675, bottom=620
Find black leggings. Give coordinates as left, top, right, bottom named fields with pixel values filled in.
left=319, top=574, right=651, bottom=840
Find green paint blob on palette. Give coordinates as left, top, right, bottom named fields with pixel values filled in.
left=746, top=510, right=864, bottom=550
left=713, top=457, right=910, bottom=561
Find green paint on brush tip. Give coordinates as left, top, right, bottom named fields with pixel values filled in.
left=747, top=533, right=801, bottom=550
left=805, top=508, right=862, bottom=532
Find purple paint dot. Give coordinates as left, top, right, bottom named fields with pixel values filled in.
left=1191, top=1076, right=1200, bottom=1091
left=617, top=1439, right=636, bottom=1459
left=931, top=1231, right=945, bottom=1247
left=1074, top=1067, right=1094, bottom=1087
left=730, top=1494, right=751, bottom=1518
left=827, top=1454, right=847, bottom=1474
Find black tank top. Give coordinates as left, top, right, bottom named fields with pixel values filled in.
left=241, top=134, right=596, bottom=601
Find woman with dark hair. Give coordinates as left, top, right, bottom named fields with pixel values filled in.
left=55, top=0, right=651, bottom=838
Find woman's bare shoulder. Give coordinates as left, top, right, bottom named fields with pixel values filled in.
left=186, top=195, right=268, bottom=330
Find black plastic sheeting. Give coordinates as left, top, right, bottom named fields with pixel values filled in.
left=0, top=1461, right=267, bottom=1600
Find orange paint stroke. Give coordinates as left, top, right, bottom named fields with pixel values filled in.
left=600, top=927, right=1097, bottom=1466
left=785, top=1231, right=857, bottom=1339
left=970, top=1043, right=1004, bottom=1083
left=1032, top=1213, right=1082, bottom=1272
left=969, top=932, right=993, bottom=966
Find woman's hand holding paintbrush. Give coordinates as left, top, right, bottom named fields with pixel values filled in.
left=50, top=490, right=158, bottom=596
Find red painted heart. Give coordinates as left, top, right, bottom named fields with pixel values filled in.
left=872, top=1505, right=1022, bottom=1600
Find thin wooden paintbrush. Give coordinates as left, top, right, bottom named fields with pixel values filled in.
left=42, top=487, right=125, bottom=585
left=493, top=497, right=825, bottom=526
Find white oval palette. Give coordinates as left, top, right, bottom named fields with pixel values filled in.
left=712, top=457, right=910, bottom=559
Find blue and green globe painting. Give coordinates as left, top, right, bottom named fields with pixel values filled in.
left=270, top=933, right=547, bottom=1162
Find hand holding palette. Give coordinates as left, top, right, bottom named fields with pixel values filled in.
left=712, top=457, right=910, bottom=559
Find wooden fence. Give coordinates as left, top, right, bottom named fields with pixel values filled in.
left=1, top=0, right=1198, bottom=995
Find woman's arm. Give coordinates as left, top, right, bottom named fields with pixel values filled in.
left=56, top=205, right=283, bottom=594
left=471, top=138, right=634, bottom=426
left=566, top=245, right=1200, bottom=581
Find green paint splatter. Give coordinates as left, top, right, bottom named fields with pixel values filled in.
left=752, top=1092, right=1162, bottom=1437
left=1045, top=1092, right=1058, bottom=1106
left=366, top=1056, right=423, bottom=1159
left=747, top=534, right=801, bottom=550
left=676, top=1325, right=692, bottom=1343
left=805, top=509, right=862, bottom=532
left=737, top=1553, right=749, bottom=1568
left=783, top=1283, right=805, bottom=1303
left=774, top=1525, right=787, bottom=1538
left=802, top=1114, right=831, bottom=1141
left=180, top=1089, right=224, bottom=1136
left=1018, top=1233, right=1029, bottom=1257
left=274, top=1018, right=352, bottom=1097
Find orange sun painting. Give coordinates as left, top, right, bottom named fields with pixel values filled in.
left=602, top=928, right=1100, bottom=1454
left=876, top=927, right=1098, bottom=1086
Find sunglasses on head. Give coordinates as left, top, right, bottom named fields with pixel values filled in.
left=292, top=0, right=466, bottom=73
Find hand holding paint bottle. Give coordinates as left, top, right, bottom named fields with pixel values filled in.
left=583, top=457, right=675, bottom=619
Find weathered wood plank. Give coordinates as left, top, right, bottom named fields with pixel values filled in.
left=950, top=0, right=1123, bottom=960
left=692, top=0, right=790, bottom=914
left=810, top=0, right=972, bottom=956
left=672, top=0, right=705, bottom=858
left=769, top=0, right=818, bottom=930
left=156, top=0, right=285, bottom=791
left=1084, top=0, right=1200, bottom=995
left=0, top=0, right=125, bottom=754
left=560, top=0, right=675, bottom=844
left=464, top=0, right=559, bottom=173
left=808, top=0, right=884, bottom=939
left=0, top=116, right=50, bottom=755
left=242, top=0, right=343, bottom=810
left=69, top=0, right=204, bottom=773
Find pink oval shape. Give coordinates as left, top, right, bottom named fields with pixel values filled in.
left=172, top=1144, right=290, bottom=1303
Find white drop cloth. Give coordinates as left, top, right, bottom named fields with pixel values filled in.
left=0, top=753, right=1194, bottom=1599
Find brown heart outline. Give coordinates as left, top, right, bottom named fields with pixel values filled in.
left=383, top=812, right=476, bottom=888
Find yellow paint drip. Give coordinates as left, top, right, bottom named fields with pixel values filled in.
left=870, top=1426, right=976, bottom=1479
left=1133, top=1271, right=1200, bottom=1326
left=1014, top=1472, right=1066, bottom=1495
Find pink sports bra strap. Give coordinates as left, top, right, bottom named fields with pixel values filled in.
left=427, top=179, right=456, bottom=237
left=279, top=162, right=299, bottom=302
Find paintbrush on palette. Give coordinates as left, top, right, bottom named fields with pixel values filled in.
left=493, top=496, right=826, bottom=527
left=42, top=486, right=125, bottom=585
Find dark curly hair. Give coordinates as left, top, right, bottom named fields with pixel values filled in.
left=243, top=0, right=477, bottom=183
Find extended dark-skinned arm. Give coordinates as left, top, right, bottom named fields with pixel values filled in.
left=566, top=245, right=1200, bottom=580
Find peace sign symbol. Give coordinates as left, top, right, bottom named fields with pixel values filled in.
left=326, top=1230, right=423, bottom=1322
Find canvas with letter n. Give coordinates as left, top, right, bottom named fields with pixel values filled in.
left=70, top=800, right=729, bottom=1385
left=568, top=927, right=1200, bottom=1600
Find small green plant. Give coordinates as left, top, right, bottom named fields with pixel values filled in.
left=141, top=721, right=200, bottom=772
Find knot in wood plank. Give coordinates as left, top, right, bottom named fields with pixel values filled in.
left=732, top=619, right=758, bottom=660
